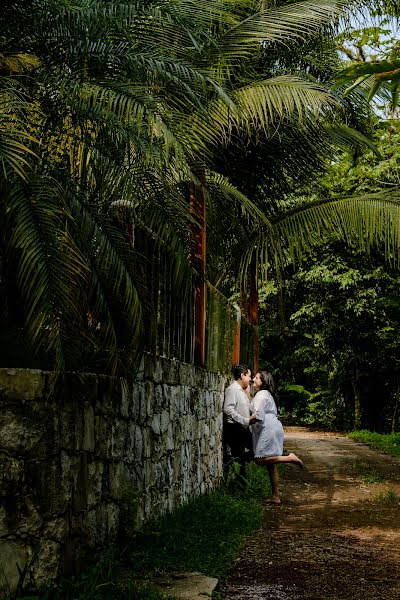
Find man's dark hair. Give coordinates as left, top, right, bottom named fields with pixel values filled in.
left=233, top=364, right=250, bottom=380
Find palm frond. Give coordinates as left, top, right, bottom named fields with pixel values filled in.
left=68, top=190, right=143, bottom=372
left=273, top=192, right=400, bottom=266
left=3, top=176, right=89, bottom=372
left=216, top=0, right=346, bottom=60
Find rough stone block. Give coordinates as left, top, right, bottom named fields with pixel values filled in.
left=0, top=405, right=56, bottom=457
left=31, top=539, right=61, bottom=590
left=144, top=354, right=163, bottom=383
left=160, top=410, right=170, bottom=434
left=42, top=517, right=68, bottom=542
left=179, top=362, right=195, bottom=387
left=142, top=428, right=152, bottom=459
left=134, top=355, right=145, bottom=382
left=153, top=384, right=164, bottom=412
left=184, top=386, right=191, bottom=414
left=0, top=368, right=47, bottom=401
left=127, top=463, right=145, bottom=489
left=26, top=456, right=69, bottom=516
left=216, top=412, right=223, bottom=431
left=71, top=453, right=89, bottom=513
left=9, top=495, right=43, bottom=537
left=109, top=462, right=127, bottom=501
left=87, top=461, right=104, bottom=507
left=96, top=376, right=121, bottom=416
left=84, top=503, right=120, bottom=546
left=143, top=381, right=155, bottom=418
left=161, top=357, right=180, bottom=385
left=0, top=453, right=24, bottom=497
left=106, top=503, right=120, bottom=539
left=110, top=419, right=128, bottom=459
left=126, top=422, right=143, bottom=462
left=166, top=423, right=174, bottom=452
left=0, top=540, right=29, bottom=597
left=194, top=367, right=208, bottom=390
left=84, top=505, right=107, bottom=546
left=151, top=413, right=161, bottom=436
left=83, top=403, right=95, bottom=452
left=131, top=382, right=145, bottom=424
left=59, top=395, right=84, bottom=451
left=94, top=415, right=112, bottom=458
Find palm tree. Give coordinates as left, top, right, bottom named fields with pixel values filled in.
left=1, top=0, right=395, bottom=374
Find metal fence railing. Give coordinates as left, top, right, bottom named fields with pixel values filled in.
left=205, top=283, right=237, bottom=374
left=138, top=232, right=256, bottom=373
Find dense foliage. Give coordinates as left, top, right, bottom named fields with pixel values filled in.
left=1, top=0, right=379, bottom=375
left=261, top=118, right=400, bottom=432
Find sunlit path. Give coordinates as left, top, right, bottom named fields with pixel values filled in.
left=223, top=427, right=400, bottom=600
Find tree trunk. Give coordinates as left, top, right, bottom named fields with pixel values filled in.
left=392, top=388, right=399, bottom=433
left=352, top=364, right=362, bottom=430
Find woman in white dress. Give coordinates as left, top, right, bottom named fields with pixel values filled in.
left=251, top=371, right=303, bottom=504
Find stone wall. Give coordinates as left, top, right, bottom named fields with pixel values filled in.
left=0, top=356, right=227, bottom=597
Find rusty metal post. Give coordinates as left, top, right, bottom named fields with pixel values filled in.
left=249, top=256, right=259, bottom=374
left=232, top=303, right=241, bottom=368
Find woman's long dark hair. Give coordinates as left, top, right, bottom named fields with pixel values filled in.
left=257, top=371, right=279, bottom=410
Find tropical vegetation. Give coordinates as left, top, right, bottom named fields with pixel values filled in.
left=3, top=0, right=400, bottom=434
left=259, top=49, right=400, bottom=433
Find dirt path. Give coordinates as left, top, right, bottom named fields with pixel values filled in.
left=222, top=427, right=400, bottom=600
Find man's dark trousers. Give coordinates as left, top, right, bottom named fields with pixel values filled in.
left=224, top=421, right=254, bottom=484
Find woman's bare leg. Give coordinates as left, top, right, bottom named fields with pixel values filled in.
left=255, top=452, right=303, bottom=468
left=266, top=464, right=280, bottom=503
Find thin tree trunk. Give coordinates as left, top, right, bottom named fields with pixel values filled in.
left=352, top=363, right=362, bottom=430
left=392, top=388, right=399, bottom=433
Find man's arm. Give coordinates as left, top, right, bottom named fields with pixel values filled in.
left=223, top=386, right=250, bottom=427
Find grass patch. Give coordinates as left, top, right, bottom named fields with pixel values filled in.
left=18, top=463, right=271, bottom=600
left=353, top=461, right=385, bottom=484
left=374, top=488, right=400, bottom=505
left=127, top=462, right=271, bottom=579
left=348, top=430, right=400, bottom=458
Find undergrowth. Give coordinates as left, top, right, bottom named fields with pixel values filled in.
left=126, top=462, right=271, bottom=579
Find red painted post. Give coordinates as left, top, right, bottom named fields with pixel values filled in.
left=232, top=304, right=241, bottom=368
left=249, top=256, right=259, bottom=374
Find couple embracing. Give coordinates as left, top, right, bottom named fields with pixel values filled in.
left=223, top=364, right=303, bottom=504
